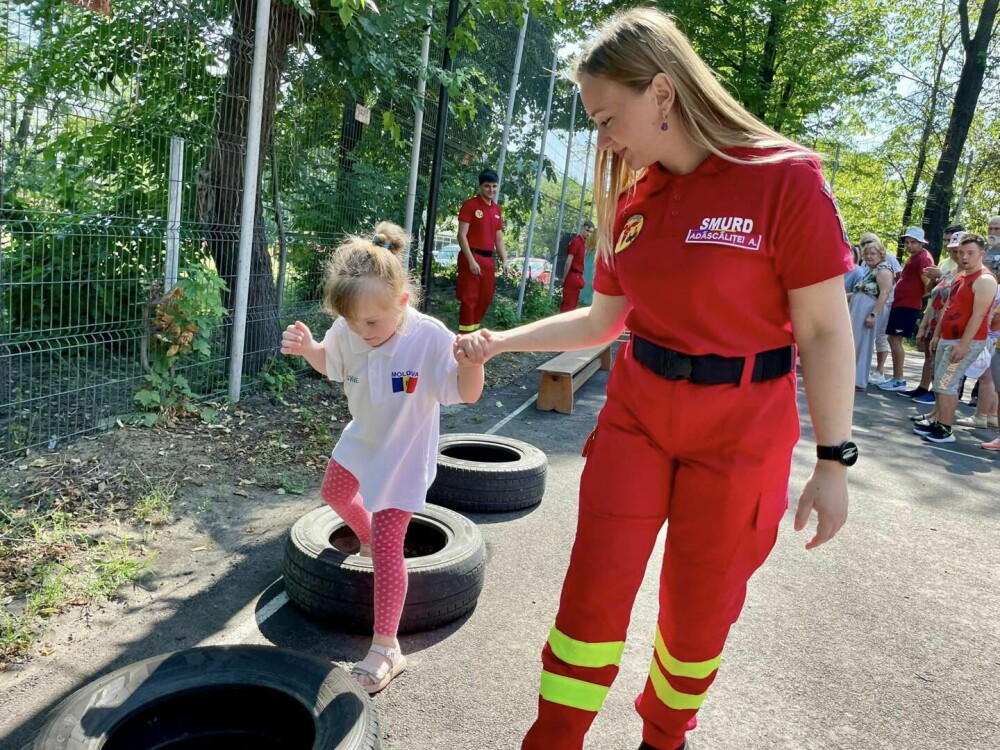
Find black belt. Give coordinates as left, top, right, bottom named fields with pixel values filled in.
left=471, top=248, right=494, bottom=258
left=631, top=335, right=794, bottom=385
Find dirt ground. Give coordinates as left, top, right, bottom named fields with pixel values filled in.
left=0, top=349, right=550, bottom=672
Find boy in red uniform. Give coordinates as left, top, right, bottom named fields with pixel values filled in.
left=456, top=169, right=508, bottom=332
left=560, top=221, right=594, bottom=312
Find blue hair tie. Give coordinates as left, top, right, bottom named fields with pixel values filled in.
left=372, top=236, right=391, bottom=249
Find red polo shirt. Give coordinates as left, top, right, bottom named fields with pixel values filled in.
left=892, top=249, right=933, bottom=309
left=594, top=149, right=853, bottom=357
left=458, top=196, right=503, bottom=251
left=565, top=235, right=586, bottom=275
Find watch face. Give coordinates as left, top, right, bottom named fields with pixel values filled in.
left=840, top=442, right=859, bottom=466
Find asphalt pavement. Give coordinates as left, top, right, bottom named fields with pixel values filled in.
left=2, top=354, right=999, bottom=750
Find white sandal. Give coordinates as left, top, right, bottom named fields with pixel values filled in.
left=351, top=644, right=407, bottom=694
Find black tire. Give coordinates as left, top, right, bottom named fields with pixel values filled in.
left=283, top=504, right=486, bottom=634
left=31, top=645, right=378, bottom=750
left=427, top=433, right=548, bottom=512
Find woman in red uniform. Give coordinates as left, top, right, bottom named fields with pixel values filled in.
left=455, top=9, right=855, bottom=750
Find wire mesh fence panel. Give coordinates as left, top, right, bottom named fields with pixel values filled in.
left=0, top=1, right=594, bottom=457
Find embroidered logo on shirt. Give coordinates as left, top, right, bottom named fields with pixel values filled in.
left=475, top=209, right=484, bottom=219
left=615, top=214, right=644, bottom=254
left=391, top=370, right=419, bottom=394
left=686, top=216, right=762, bottom=251
left=346, top=375, right=360, bottom=384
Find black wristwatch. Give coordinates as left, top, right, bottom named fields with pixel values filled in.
left=816, top=441, right=859, bottom=466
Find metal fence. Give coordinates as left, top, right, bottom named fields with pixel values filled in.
left=0, top=0, right=595, bottom=458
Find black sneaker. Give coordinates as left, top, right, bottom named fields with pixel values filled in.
left=913, top=420, right=935, bottom=435
left=900, top=386, right=929, bottom=398
left=921, top=422, right=956, bottom=443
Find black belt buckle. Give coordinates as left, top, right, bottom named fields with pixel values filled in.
left=661, top=349, right=693, bottom=380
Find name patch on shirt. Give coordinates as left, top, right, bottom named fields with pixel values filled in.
left=391, top=370, right=419, bottom=394
left=346, top=375, right=360, bottom=384
left=686, top=216, right=762, bottom=251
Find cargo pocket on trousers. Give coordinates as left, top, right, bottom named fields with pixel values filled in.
left=754, top=489, right=788, bottom=530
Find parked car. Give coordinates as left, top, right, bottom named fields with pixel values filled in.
left=509, top=256, right=552, bottom=286
left=433, top=244, right=461, bottom=268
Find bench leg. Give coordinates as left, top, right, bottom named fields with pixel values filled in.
left=537, top=373, right=574, bottom=415
left=599, top=345, right=613, bottom=371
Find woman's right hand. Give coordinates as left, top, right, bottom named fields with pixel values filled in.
left=281, top=321, right=314, bottom=357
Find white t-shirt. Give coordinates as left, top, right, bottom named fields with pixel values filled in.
left=321, top=308, right=462, bottom=512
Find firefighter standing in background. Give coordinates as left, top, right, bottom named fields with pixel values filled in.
left=454, top=9, right=855, bottom=750
left=560, top=221, right=595, bottom=313
left=456, top=169, right=508, bottom=332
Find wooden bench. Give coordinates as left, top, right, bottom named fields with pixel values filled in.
left=536, top=343, right=614, bottom=415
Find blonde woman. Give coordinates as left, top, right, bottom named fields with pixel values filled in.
left=455, top=9, right=854, bottom=750
left=849, top=241, right=893, bottom=390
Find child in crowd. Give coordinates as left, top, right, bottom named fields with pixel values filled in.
left=280, top=222, right=485, bottom=693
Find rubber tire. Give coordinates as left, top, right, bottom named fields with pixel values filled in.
left=427, top=433, right=547, bottom=512
left=283, top=504, right=486, bottom=634
left=30, top=645, right=379, bottom=749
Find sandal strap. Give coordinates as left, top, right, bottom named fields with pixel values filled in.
left=368, top=644, right=399, bottom=661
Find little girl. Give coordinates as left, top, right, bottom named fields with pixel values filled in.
left=280, top=222, right=485, bottom=693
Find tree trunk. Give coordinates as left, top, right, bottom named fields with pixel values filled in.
left=754, top=0, right=787, bottom=121
left=198, top=0, right=302, bottom=375
left=922, top=0, right=999, bottom=260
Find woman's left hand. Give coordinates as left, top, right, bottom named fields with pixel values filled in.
left=863, top=314, right=876, bottom=329
left=794, top=462, right=848, bottom=550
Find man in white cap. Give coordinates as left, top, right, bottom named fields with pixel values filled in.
left=879, top=227, right=934, bottom=391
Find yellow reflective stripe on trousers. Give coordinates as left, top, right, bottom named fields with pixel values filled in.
left=458, top=323, right=480, bottom=332
left=539, top=671, right=609, bottom=712
left=548, top=626, right=626, bottom=668
left=648, top=659, right=709, bottom=710
left=653, top=626, right=721, bottom=680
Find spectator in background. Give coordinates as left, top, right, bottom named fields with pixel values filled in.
left=914, top=234, right=998, bottom=443
left=561, top=221, right=595, bottom=312
left=983, top=216, right=1000, bottom=276
left=879, top=227, right=934, bottom=392
left=858, top=232, right=901, bottom=385
left=848, top=240, right=893, bottom=391
left=844, top=244, right=865, bottom=293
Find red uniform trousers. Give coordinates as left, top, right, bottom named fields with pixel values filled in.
left=560, top=270, right=585, bottom=313
left=456, top=250, right=496, bottom=332
left=522, top=342, right=798, bottom=750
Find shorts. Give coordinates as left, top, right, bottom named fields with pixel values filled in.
left=934, top=339, right=987, bottom=396
left=886, top=307, right=920, bottom=338
left=966, top=338, right=998, bottom=380
left=875, top=306, right=891, bottom=352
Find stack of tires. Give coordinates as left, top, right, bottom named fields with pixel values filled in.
left=282, top=434, right=547, bottom=634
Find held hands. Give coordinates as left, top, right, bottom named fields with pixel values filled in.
left=794, top=462, right=848, bottom=550
left=923, top=266, right=942, bottom=282
left=453, top=330, right=495, bottom=366
left=281, top=321, right=315, bottom=357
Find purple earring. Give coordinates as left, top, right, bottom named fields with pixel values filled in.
left=661, top=121, right=669, bottom=132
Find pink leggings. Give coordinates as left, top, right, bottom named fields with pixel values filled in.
left=321, top=460, right=412, bottom=638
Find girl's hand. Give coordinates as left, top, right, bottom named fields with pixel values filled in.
left=454, top=330, right=494, bottom=365
left=864, top=314, right=876, bottom=329
left=281, top=321, right=314, bottom=357
left=794, top=462, right=849, bottom=550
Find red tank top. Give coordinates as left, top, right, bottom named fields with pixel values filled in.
left=940, top=268, right=990, bottom=340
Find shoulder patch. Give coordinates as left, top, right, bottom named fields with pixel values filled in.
left=615, top=214, right=644, bottom=254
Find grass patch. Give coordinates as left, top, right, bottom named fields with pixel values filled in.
left=133, top=481, right=176, bottom=526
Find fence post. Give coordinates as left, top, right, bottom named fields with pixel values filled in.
left=403, top=11, right=433, bottom=268
left=496, top=4, right=529, bottom=194
left=164, top=136, right=184, bottom=292
left=227, top=0, right=271, bottom=403
left=576, top=127, right=593, bottom=232
left=516, top=47, right=558, bottom=318
left=549, top=88, right=578, bottom=296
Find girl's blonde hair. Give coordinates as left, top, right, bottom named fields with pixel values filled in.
left=324, top=222, right=420, bottom=319
left=577, top=8, right=812, bottom=258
